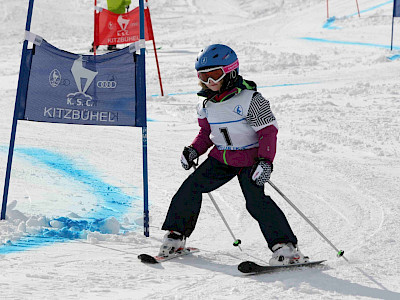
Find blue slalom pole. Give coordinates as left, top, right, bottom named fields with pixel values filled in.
left=1, top=0, right=35, bottom=220
left=138, top=0, right=149, bottom=237
left=391, top=5, right=395, bottom=51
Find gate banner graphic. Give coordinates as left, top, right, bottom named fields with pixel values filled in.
left=95, top=7, right=153, bottom=46
left=18, top=38, right=145, bottom=127
left=395, top=0, right=400, bottom=17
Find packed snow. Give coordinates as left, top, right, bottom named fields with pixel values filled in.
left=0, top=0, right=400, bottom=299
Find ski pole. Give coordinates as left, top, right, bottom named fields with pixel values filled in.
left=267, top=180, right=349, bottom=262
left=193, top=165, right=242, bottom=251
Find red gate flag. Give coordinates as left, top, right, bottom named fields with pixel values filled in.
left=95, top=7, right=153, bottom=46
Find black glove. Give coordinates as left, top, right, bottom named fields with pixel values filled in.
left=251, top=158, right=273, bottom=186
left=181, top=146, right=199, bottom=170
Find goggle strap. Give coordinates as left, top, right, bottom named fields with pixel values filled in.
left=198, top=59, right=239, bottom=74
left=222, top=59, right=239, bottom=74
left=197, top=59, right=239, bottom=84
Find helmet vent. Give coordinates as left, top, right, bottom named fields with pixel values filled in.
left=213, top=54, right=219, bottom=58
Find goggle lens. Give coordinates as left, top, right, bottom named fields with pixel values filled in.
left=197, top=59, right=239, bottom=84
left=197, top=68, right=225, bottom=84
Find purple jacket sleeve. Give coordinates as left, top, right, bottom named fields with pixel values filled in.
left=191, top=118, right=214, bottom=156
left=256, top=125, right=278, bottom=164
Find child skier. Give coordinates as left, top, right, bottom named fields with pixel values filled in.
left=159, top=44, right=308, bottom=265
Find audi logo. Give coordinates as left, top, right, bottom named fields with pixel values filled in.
left=96, top=81, right=117, bottom=89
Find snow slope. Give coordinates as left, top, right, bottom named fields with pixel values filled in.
left=0, top=0, right=400, bottom=299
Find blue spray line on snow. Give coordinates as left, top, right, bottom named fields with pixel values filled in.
left=350, top=0, right=393, bottom=16
left=323, top=0, right=393, bottom=29
left=306, top=0, right=400, bottom=58
left=150, top=81, right=321, bottom=97
left=388, top=54, right=400, bottom=60
left=0, top=146, right=140, bottom=254
left=258, top=81, right=321, bottom=89
left=299, top=37, right=400, bottom=50
left=323, top=17, right=341, bottom=30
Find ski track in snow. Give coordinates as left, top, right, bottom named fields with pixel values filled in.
left=0, top=0, right=400, bottom=299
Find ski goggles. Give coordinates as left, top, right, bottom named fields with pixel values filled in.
left=197, top=59, right=239, bottom=84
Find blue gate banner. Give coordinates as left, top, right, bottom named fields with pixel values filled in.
left=18, top=38, right=145, bottom=127
left=395, top=0, right=400, bottom=17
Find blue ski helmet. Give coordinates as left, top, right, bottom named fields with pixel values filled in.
left=195, top=44, right=239, bottom=73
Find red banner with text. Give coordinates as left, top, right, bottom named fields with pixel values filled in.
left=95, top=7, right=153, bottom=46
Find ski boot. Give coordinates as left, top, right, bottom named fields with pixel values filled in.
left=269, top=243, right=309, bottom=266
left=107, top=45, right=118, bottom=51
left=158, top=231, right=186, bottom=257
left=89, top=42, right=99, bottom=53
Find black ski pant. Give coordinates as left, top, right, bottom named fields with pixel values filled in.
left=161, top=157, right=298, bottom=250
